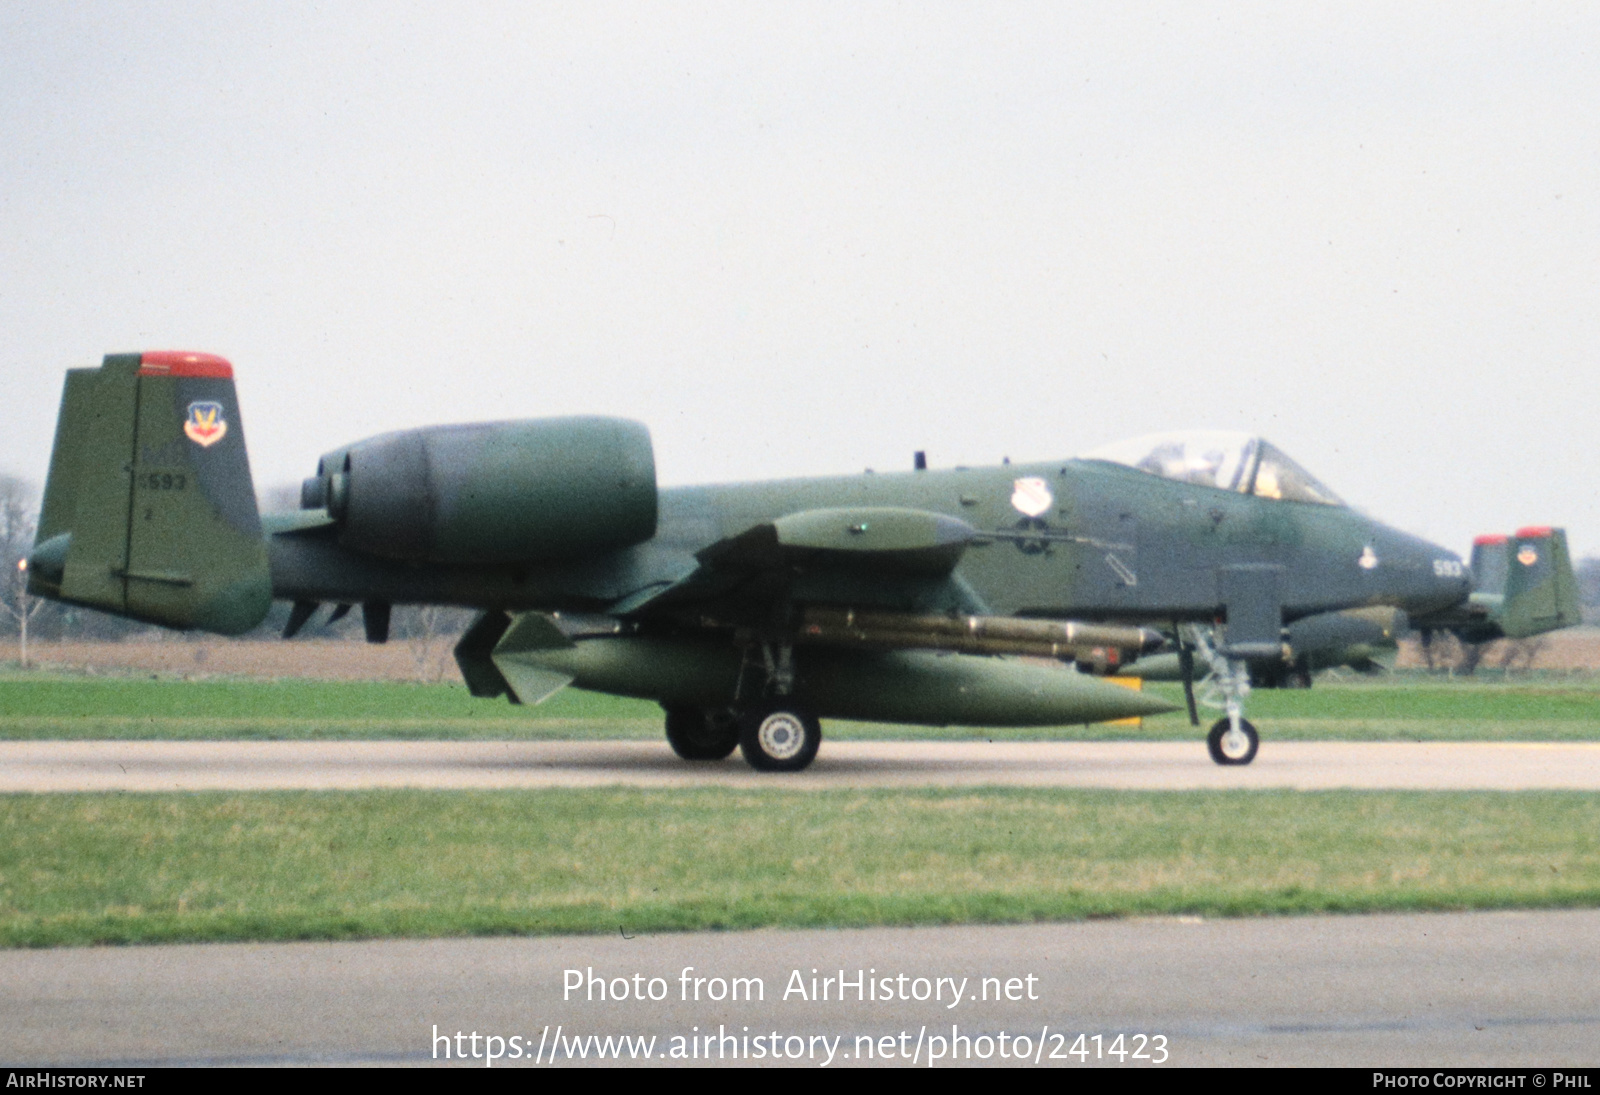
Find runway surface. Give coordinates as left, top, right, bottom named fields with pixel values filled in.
left=4, top=739, right=1600, bottom=791
left=3, top=910, right=1597, bottom=1067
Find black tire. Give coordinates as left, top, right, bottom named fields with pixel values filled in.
left=1249, top=663, right=1283, bottom=689
left=1207, top=717, right=1259, bottom=766
left=737, top=704, right=822, bottom=772
left=663, top=705, right=739, bottom=761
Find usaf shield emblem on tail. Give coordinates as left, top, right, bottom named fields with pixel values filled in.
left=184, top=401, right=228, bottom=447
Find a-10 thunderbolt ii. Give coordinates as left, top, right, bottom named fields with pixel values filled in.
left=25, top=352, right=1577, bottom=771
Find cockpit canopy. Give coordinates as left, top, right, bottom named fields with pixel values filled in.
left=1081, top=431, right=1345, bottom=506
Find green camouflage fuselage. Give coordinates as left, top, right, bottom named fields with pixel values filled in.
left=267, top=458, right=1469, bottom=626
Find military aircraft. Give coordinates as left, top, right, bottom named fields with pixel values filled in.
left=27, top=352, right=1572, bottom=771
left=1414, top=529, right=1581, bottom=646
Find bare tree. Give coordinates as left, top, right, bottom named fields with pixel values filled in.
left=1499, top=636, right=1549, bottom=673
left=0, top=475, right=34, bottom=569
left=1456, top=640, right=1486, bottom=676
left=1576, top=556, right=1600, bottom=626
left=396, top=604, right=473, bottom=682
left=1416, top=628, right=1488, bottom=676
left=1417, top=628, right=1458, bottom=671
left=408, top=605, right=446, bottom=681
left=1, top=557, right=46, bottom=666
left=0, top=476, right=43, bottom=662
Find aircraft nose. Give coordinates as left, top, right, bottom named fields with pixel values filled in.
left=1386, top=531, right=1469, bottom=614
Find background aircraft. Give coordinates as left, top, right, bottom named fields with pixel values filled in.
left=28, top=352, right=1570, bottom=771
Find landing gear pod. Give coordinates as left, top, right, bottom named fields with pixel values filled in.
left=28, top=352, right=271, bottom=635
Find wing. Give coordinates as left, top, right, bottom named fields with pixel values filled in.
left=611, top=506, right=992, bottom=622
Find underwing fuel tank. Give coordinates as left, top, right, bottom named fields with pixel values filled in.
left=486, top=618, right=1177, bottom=727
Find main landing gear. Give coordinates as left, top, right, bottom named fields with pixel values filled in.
left=663, top=705, right=740, bottom=761
left=660, top=701, right=823, bottom=771
left=738, top=703, right=822, bottom=772
left=662, top=639, right=824, bottom=772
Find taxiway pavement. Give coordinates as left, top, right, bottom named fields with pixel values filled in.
left=2, top=911, right=1596, bottom=1067
left=3, top=739, right=1600, bottom=792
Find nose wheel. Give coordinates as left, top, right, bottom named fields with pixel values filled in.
left=1207, top=717, right=1259, bottom=765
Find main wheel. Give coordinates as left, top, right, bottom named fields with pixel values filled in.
left=663, top=705, right=740, bottom=761
left=1207, top=717, right=1259, bottom=765
left=737, top=704, right=822, bottom=772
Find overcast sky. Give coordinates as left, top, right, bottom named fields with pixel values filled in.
left=3, top=2, right=1597, bottom=557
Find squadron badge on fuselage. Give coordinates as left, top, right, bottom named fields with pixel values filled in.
left=1008, top=477, right=1056, bottom=555
left=184, top=401, right=228, bottom=447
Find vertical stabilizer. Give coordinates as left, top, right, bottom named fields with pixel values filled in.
left=27, top=352, right=272, bottom=635
left=1468, top=533, right=1510, bottom=598
left=1498, top=526, right=1581, bottom=639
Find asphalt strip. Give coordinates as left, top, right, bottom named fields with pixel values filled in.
left=3, top=740, right=1600, bottom=791
left=2, top=911, right=1597, bottom=1067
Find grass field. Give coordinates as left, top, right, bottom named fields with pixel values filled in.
left=0, top=675, right=662, bottom=740
left=3, top=787, right=1599, bottom=948
left=3, top=669, right=1600, bottom=740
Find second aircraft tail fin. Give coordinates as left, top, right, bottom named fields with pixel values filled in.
left=1496, top=526, right=1581, bottom=639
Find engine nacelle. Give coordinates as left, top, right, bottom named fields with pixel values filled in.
left=303, top=417, right=657, bottom=564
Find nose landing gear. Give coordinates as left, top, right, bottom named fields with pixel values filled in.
left=1186, top=626, right=1262, bottom=767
